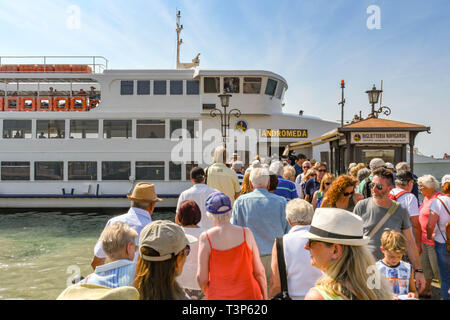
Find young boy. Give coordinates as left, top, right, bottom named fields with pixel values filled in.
left=376, top=229, right=418, bottom=299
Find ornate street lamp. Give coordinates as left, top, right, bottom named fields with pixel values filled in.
left=366, top=84, right=391, bottom=118
left=210, top=93, right=241, bottom=148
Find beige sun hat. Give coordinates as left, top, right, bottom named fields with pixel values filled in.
left=300, top=208, right=370, bottom=246
left=139, top=220, right=197, bottom=262
left=127, top=182, right=162, bottom=202
left=56, top=284, right=139, bottom=300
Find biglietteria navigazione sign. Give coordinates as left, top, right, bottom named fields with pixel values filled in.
left=261, top=129, right=308, bottom=138
left=351, top=132, right=409, bottom=144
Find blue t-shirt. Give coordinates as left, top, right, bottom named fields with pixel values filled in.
left=274, top=176, right=298, bottom=200
left=376, top=260, right=412, bottom=295
left=304, top=177, right=320, bottom=202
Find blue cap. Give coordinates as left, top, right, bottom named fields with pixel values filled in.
left=205, top=192, right=232, bottom=214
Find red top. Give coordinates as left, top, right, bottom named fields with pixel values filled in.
left=205, top=228, right=263, bottom=300
left=419, top=192, right=442, bottom=246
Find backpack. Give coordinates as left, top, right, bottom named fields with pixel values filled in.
left=362, top=176, right=372, bottom=199
left=388, top=190, right=410, bottom=201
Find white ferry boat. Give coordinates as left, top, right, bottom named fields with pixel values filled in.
left=0, top=12, right=338, bottom=209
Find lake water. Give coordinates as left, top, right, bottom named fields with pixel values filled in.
left=0, top=209, right=175, bottom=300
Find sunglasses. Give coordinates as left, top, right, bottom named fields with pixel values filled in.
left=343, top=191, right=354, bottom=197
left=324, top=182, right=332, bottom=186
left=369, top=183, right=384, bottom=190
left=303, top=166, right=311, bottom=169
left=317, top=169, right=327, bottom=173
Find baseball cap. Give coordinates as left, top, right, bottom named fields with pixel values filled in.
left=369, top=158, right=385, bottom=170
left=385, top=162, right=394, bottom=170
left=205, top=192, right=232, bottom=214
left=396, top=170, right=415, bottom=183
left=442, top=174, right=450, bottom=186
left=139, top=220, right=197, bottom=262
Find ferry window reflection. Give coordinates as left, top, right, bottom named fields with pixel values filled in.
left=70, top=120, right=99, bottom=139
left=275, top=82, right=284, bottom=99
left=136, top=161, right=165, bottom=181
left=169, top=161, right=181, bottom=181
left=243, top=77, right=262, bottom=94
left=170, top=120, right=182, bottom=139
left=103, top=120, right=131, bottom=139
left=120, top=80, right=134, bottom=95
left=186, top=119, right=199, bottom=139
left=102, top=161, right=131, bottom=180
left=186, top=80, right=199, bottom=95
left=35, top=162, right=63, bottom=180
left=1, top=162, right=30, bottom=180
left=36, top=120, right=65, bottom=139
left=265, top=78, right=277, bottom=96
left=224, top=77, right=240, bottom=93
left=137, top=81, right=150, bottom=95
left=204, top=77, right=220, bottom=93
left=153, top=80, right=167, bottom=95
left=137, top=120, right=165, bottom=139
left=170, top=80, right=183, bottom=95
left=68, top=161, right=97, bottom=180
left=185, top=162, right=198, bottom=181
left=3, top=120, right=32, bottom=139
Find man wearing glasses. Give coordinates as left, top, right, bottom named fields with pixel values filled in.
left=353, top=168, right=425, bottom=295
left=293, top=154, right=308, bottom=178
left=304, top=162, right=327, bottom=203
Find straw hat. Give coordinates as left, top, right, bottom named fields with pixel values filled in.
left=57, top=284, right=139, bottom=300
left=301, top=208, right=370, bottom=246
left=127, top=182, right=162, bottom=203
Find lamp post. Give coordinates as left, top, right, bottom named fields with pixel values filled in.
left=338, top=79, right=346, bottom=127
left=210, top=93, right=241, bottom=149
left=366, top=84, right=391, bottom=118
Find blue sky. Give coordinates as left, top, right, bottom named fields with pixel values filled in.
left=1, top=0, right=449, bottom=157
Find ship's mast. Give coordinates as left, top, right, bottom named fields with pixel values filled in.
left=176, top=10, right=200, bottom=70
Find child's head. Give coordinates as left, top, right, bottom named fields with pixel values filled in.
left=380, top=229, right=407, bottom=266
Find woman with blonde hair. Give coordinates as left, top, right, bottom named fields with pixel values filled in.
left=303, top=208, right=393, bottom=300
left=240, top=171, right=252, bottom=195
left=299, top=168, right=316, bottom=199
left=311, top=173, right=335, bottom=210
left=321, top=174, right=364, bottom=211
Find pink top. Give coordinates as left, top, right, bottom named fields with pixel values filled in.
left=419, top=192, right=441, bottom=246
left=205, top=228, right=263, bottom=300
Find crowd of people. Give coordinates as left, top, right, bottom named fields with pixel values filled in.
left=57, top=148, right=449, bottom=301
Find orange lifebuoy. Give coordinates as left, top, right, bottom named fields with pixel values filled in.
left=89, top=99, right=99, bottom=110
left=0, top=97, right=3, bottom=111
left=53, top=97, right=70, bottom=111
left=4, top=97, right=20, bottom=111
left=70, top=96, right=87, bottom=111
left=36, top=64, right=55, bottom=72
left=54, top=65, right=72, bottom=73
left=18, top=65, right=37, bottom=73
left=37, top=97, right=53, bottom=111
left=20, top=97, right=37, bottom=111
left=0, top=65, right=19, bottom=72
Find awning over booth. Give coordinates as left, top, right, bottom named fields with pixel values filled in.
left=282, top=128, right=343, bottom=156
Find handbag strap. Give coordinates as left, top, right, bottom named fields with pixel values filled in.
left=368, top=201, right=400, bottom=238
left=275, top=236, right=289, bottom=294
left=435, top=197, right=449, bottom=241
left=436, top=197, right=450, bottom=216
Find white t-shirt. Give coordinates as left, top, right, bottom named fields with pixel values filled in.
left=176, top=184, right=218, bottom=229
left=390, top=188, right=419, bottom=217
left=176, top=227, right=205, bottom=290
left=430, top=195, right=450, bottom=244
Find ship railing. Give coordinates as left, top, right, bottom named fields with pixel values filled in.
left=0, top=56, right=108, bottom=74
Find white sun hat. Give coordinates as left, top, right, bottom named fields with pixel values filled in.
left=300, top=208, right=370, bottom=246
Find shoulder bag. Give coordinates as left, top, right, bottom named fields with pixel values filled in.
left=271, top=236, right=292, bottom=300
left=367, top=201, right=400, bottom=238
left=435, top=197, right=450, bottom=252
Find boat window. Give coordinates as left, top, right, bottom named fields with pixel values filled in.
left=137, top=81, right=150, bottom=95
left=265, top=78, right=278, bottom=96
left=224, top=77, right=240, bottom=93
left=275, top=82, right=284, bottom=99
left=186, top=80, right=199, bottom=95
left=170, top=80, right=183, bottom=95
left=70, top=120, right=99, bottom=139
left=68, top=161, right=97, bottom=180
left=243, top=77, right=262, bottom=94
left=137, top=120, right=165, bottom=138
left=1, top=162, right=30, bottom=180
left=202, top=104, right=216, bottom=110
left=23, top=98, right=34, bottom=110
left=186, top=119, right=199, bottom=138
left=185, top=162, right=198, bottom=181
left=35, top=162, right=63, bottom=180
left=36, top=120, right=65, bottom=139
left=204, top=77, right=220, bottom=93
left=120, top=80, right=134, bottom=95
left=136, top=161, right=165, bottom=181
left=169, top=161, right=181, bottom=180
left=103, top=120, right=132, bottom=139
left=102, top=161, right=131, bottom=180
left=170, top=119, right=183, bottom=139
left=153, top=80, right=167, bottom=95
left=3, top=120, right=32, bottom=139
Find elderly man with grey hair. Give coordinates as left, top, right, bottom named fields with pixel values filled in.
left=395, top=161, right=419, bottom=200
left=269, top=199, right=322, bottom=299
left=231, top=160, right=245, bottom=186
left=232, top=167, right=290, bottom=288
left=358, top=157, right=386, bottom=198
left=269, top=160, right=298, bottom=201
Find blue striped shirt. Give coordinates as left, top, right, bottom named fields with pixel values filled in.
left=274, top=176, right=298, bottom=200
left=81, top=259, right=136, bottom=288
